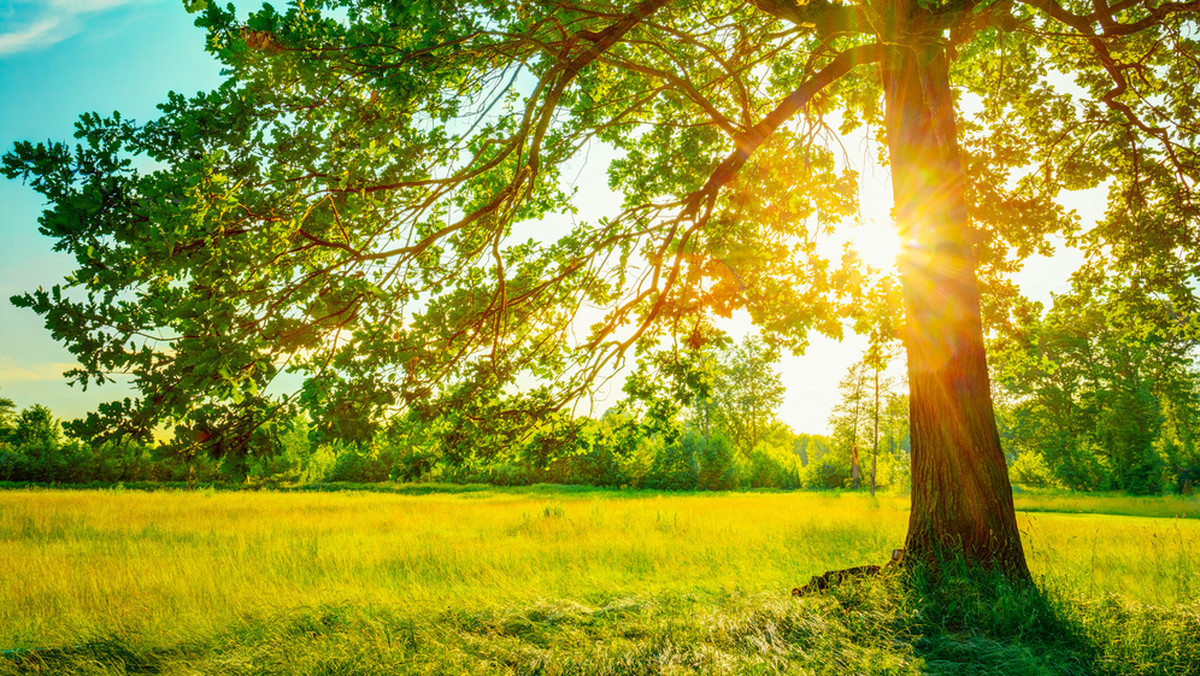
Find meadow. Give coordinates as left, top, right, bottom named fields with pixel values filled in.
left=1, top=487, right=1198, bottom=674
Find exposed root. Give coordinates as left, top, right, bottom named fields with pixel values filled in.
left=791, top=548, right=904, bottom=597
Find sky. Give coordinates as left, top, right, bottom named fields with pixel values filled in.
left=0, top=0, right=1092, bottom=435
left=0, top=0, right=224, bottom=419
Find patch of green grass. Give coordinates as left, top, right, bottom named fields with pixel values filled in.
left=1, top=489, right=1197, bottom=674
left=1, top=585, right=922, bottom=675
left=0, top=489, right=909, bottom=649
left=5, top=576, right=1197, bottom=675
left=1018, top=510, right=1199, bottom=604
left=1014, top=490, right=1200, bottom=520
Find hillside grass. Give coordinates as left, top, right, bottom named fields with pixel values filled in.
left=1, top=487, right=1197, bottom=674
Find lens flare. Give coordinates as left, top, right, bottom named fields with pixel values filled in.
left=849, top=219, right=902, bottom=271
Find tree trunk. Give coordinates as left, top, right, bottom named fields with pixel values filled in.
left=880, top=29, right=1030, bottom=579
left=871, top=366, right=878, bottom=497
left=851, top=443, right=860, bottom=489
left=850, top=367, right=862, bottom=489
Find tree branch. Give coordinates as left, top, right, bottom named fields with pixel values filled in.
left=748, top=0, right=870, bottom=36
left=690, top=42, right=885, bottom=214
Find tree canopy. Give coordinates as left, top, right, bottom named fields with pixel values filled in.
left=993, top=278, right=1200, bottom=493
left=4, top=0, right=1198, bottom=574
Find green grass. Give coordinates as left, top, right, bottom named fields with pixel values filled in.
left=1013, top=489, right=1200, bottom=519
left=1, top=488, right=1197, bottom=674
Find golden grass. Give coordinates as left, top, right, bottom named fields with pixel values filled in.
left=0, top=488, right=1195, bottom=649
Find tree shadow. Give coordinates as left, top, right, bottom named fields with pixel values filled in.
left=894, top=561, right=1199, bottom=676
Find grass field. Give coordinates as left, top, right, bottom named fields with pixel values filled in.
left=1, top=487, right=1198, bottom=674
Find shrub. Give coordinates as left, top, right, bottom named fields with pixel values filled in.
left=1010, top=451, right=1056, bottom=488
left=694, top=432, right=738, bottom=490
left=646, top=436, right=698, bottom=490
left=741, top=440, right=802, bottom=489
left=801, top=457, right=849, bottom=489
left=326, top=446, right=390, bottom=483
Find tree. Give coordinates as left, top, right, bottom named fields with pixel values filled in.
left=12, top=404, right=61, bottom=450
left=621, top=331, right=785, bottom=455
left=829, top=360, right=869, bottom=488
left=707, top=336, right=787, bottom=455
left=6, top=0, right=1199, bottom=577
left=876, top=388, right=912, bottom=490
left=827, top=349, right=905, bottom=493
left=0, top=390, right=15, bottom=441
left=864, top=343, right=904, bottom=496
left=992, top=282, right=1199, bottom=493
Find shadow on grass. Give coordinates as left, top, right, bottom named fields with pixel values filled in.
left=901, top=563, right=1096, bottom=675
left=5, top=571, right=1197, bottom=675
left=899, top=560, right=1200, bottom=676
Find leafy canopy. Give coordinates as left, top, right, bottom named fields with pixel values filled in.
left=3, top=0, right=1197, bottom=452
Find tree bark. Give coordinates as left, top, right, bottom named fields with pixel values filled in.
left=871, top=366, right=878, bottom=497
left=880, top=23, right=1031, bottom=579
left=852, top=443, right=860, bottom=489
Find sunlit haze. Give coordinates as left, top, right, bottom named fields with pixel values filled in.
left=848, top=218, right=903, bottom=272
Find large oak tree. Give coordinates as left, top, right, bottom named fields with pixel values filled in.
left=5, top=0, right=1198, bottom=576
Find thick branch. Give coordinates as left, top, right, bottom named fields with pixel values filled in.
left=748, top=0, right=869, bottom=36
left=691, top=43, right=885, bottom=213
left=1028, top=0, right=1200, bottom=36
left=1019, top=0, right=1197, bottom=175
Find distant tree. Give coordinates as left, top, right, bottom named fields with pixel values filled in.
left=646, top=432, right=701, bottom=490
left=878, top=391, right=911, bottom=487
left=827, top=346, right=908, bottom=493
left=12, top=404, right=61, bottom=450
left=695, top=432, right=738, bottom=490
left=622, top=331, right=785, bottom=457
left=0, top=391, right=15, bottom=441
left=864, top=343, right=906, bottom=495
left=829, top=360, right=869, bottom=488
left=708, top=336, right=787, bottom=456
left=621, top=337, right=720, bottom=442
left=992, top=283, right=1198, bottom=493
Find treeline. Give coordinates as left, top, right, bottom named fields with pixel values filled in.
left=991, top=282, right=1200, bottom=495
left=0, top=337, right=911, bottom=491
left=0, top=402, right=875, bottom=491
left=9, top=277, right=1200, bottom=496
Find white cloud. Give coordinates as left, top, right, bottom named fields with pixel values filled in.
left=0, top=357, right=77, bottom=383
left=0, top=17, right=63, bottom=54
left=52, top=0, right=143, bottom=11
left=0, top=0, right=145, bottom=55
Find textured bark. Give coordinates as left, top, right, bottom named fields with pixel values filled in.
left=880, top=18, right=1031, bottom=579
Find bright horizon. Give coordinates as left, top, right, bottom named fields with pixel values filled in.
left=0, top=0, right=1092, bottom=436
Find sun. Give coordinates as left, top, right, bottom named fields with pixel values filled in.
left=848, top=219, right=902, bottom=272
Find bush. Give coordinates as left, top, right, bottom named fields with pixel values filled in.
left=1048, top=442, right=1117, bottom=492
left=619, top=436, right=659, bottom=488
left=1009, top=451, right=1056, bottom=488
left=389, top=446, right=437, bottom=483
left=326, top=447, right=390, bottom=483
left=1123, top=444, right=1166, bottom=495
left=694, top=433, right=738, bottom=490
left=485, top=462, right=535, bottom=486
left=646, top=436, right=698, bottom=490
left=801, top=457, right=849, bottom=489
left=741, top=440, right=802, bottom=489
left=872, top=451, right=910, bottom=493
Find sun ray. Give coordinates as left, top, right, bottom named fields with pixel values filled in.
left=848, top=219, right=902, bottom=272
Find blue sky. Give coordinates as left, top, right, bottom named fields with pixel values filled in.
left=0, top=0, right=222, bottom=418
left=0, top=0, right=1090, bottom=435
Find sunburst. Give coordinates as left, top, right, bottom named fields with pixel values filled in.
left=848, top=219, right=902, bottom=272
